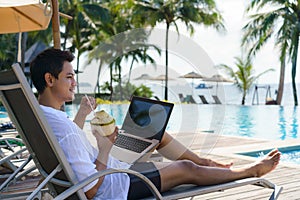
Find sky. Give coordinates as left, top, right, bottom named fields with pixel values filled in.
left=192, top=0, right=284, bottom=84
left=79, top=0, right=296, bottom=91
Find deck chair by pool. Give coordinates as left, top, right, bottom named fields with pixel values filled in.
left=185, top=95, right=196, bottom=104
left=199, top=95, right=209, bottom=104
left=0, top=64, right=162, bottom=199
left=178, top=93, right=186, bottom=103
left=0, top=134, right=35, bottom=193
left=0, top=64, right=282, bottom=200
left=212, top=95, right=222, bottom=104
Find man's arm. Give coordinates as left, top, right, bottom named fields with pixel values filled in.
left=85, top=127, right=118, bottom=199
left=73, top=96, right=97, bottom=129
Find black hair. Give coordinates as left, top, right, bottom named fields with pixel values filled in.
left=30, top=48, right=75, bottom=94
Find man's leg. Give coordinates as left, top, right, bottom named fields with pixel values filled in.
left=157, top=132, right=232, bottom=168
left=154, top=149, right=280, bottom=192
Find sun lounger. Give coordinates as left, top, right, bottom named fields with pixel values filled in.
left=199, top=95, right=209, bottom=104
left=212, top=95, right=222, bottom=104
left=0, top=135, right=34, bottom=192
left=178, top=93, right=186, bottom=103
left=0, top=63, right=162, bottom=199
left=0, top=63, right=282, bottom=199
left=186, top=95, right=196, bottom=103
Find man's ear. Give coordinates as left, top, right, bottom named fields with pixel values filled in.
left=44, top=73, right=54, bottom=86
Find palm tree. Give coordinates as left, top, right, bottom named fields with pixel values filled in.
left=87, top=0, right=161, bottom=100
left=0, top=34, right=18, bottom=70
left=59, top=0, right=110, bottom=93
left=88, top=29, right=160, bottom=100
left=242, top=0, right=300, bottom=106
left=131, top=0, right=224, bottom=100
left=219, top=57, right=274, bottom=105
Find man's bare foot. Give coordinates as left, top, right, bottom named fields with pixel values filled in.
left=250, top=149, right=280, bottom=177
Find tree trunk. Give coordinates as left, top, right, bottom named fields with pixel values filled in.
left=118, top=65, right=123, bottom=100
left=276, top=59, right=285, bottom=105
left=94, top=60, right=103, bottom=94
left=76, top=55, right=80, bottom=93
left=127, top=58, right=135, bottom=84
left=164, top=23, right=169, bottom=100
left=109, top=64, right=113, bottom=101
left=241, top=93, right=246, bottom=105
left=291, top=32, right=299, bottom=106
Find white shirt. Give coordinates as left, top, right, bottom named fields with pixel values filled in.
left=40, top=105, right=130, bottom=199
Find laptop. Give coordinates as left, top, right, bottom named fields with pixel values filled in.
left=110, top=96, right=174, bottom=164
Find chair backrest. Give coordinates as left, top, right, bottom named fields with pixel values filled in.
left=199, top=95, right=209, bottom=104
left=186, top=95, right=196, bottom=104
left=178, top=93, right=185, bottom=102
left=212, top=95, right=222, bottom=104
left=0, top=64, right=85, bottom=199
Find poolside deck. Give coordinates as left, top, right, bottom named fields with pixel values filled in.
left=170, top=131, right=300, bottom=200
left=1, top=131, right=300, bottom=199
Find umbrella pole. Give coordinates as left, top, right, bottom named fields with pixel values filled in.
left=17, top=33, right=22, bottom=63
left=51, top=0, right=61, bottom=49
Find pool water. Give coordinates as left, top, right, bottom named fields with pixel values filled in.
left=1, top=104, right=299, bottom=141
left=239, top=146, right=300, bottom=165
left=64, top=104, right=300, bottom=141
left=1, top=104, right=300, bottom=164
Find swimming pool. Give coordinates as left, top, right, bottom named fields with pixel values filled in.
left=65, top=104, right=300, bottom=141
left=239, top=146, right=300, bottom=165
left=1, top=104, right=299, bottom=141
left=1, top=104, right=299, bottom=164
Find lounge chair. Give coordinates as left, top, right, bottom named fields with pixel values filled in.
left=0, top=64, right=282, bottom=199
left=185, top=95, right=196, bottom=104
left=199, top=95, right=209, bottom=104
left=212, top=95, right=222, bottom=104
left=178, top=93, right=186, bottom=103
left=0, top=63, right=162, bottom=199
left=0, top=134, right=35, bottom=193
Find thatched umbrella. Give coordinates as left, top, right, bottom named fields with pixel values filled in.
left=202, top=74, right=233, bottom=95
left=150, top=74, right=176, bottom=98
left=134, top=74, right=154, bottom=81
left=179, top=71, right=206, bottom=95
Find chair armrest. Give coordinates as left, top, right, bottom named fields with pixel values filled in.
left=54, top=168, right=163, bottom=200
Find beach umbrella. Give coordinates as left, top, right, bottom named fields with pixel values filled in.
left=134, top=74, right=154, bottom=81
left=0, top=0, right=66, bottom=53
left=0, top=0, right=54, bottom=63
left=0, top=0, right=52, bottom=34
left=179, top=71, right=206, bottom=95
left=180, top=71, right=205, bottom=79
left=202, top=74, right=233, bottom=95
left=150, top=74, right=175, bottom=98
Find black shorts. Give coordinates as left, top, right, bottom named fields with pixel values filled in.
left=127, top=162, right=161, bottom=199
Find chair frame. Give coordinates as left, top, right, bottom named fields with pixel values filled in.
left=0, top=64, right=282, bottom=200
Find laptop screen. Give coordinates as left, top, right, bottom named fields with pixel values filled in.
left=121, top=96, right=174, bottom=141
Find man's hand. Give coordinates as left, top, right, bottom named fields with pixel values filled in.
left=93, top=126, right=118, bottom=154
left=79, top=96, right=97, bottom=116
left=74, top=96, right=97, bottom=129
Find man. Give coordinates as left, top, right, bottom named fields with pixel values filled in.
left=30, top=48, right=280, bottom=199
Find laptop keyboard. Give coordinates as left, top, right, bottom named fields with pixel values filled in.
left=114, top=134, right=152, bottom=153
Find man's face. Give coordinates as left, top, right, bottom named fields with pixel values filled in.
left=52, top=61, right=77, bottom=103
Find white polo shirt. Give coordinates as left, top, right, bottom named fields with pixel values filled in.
left=40, top=105, right=130, bottom=199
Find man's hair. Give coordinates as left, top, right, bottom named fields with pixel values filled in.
left=30, top=48, right=75, bottom=94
